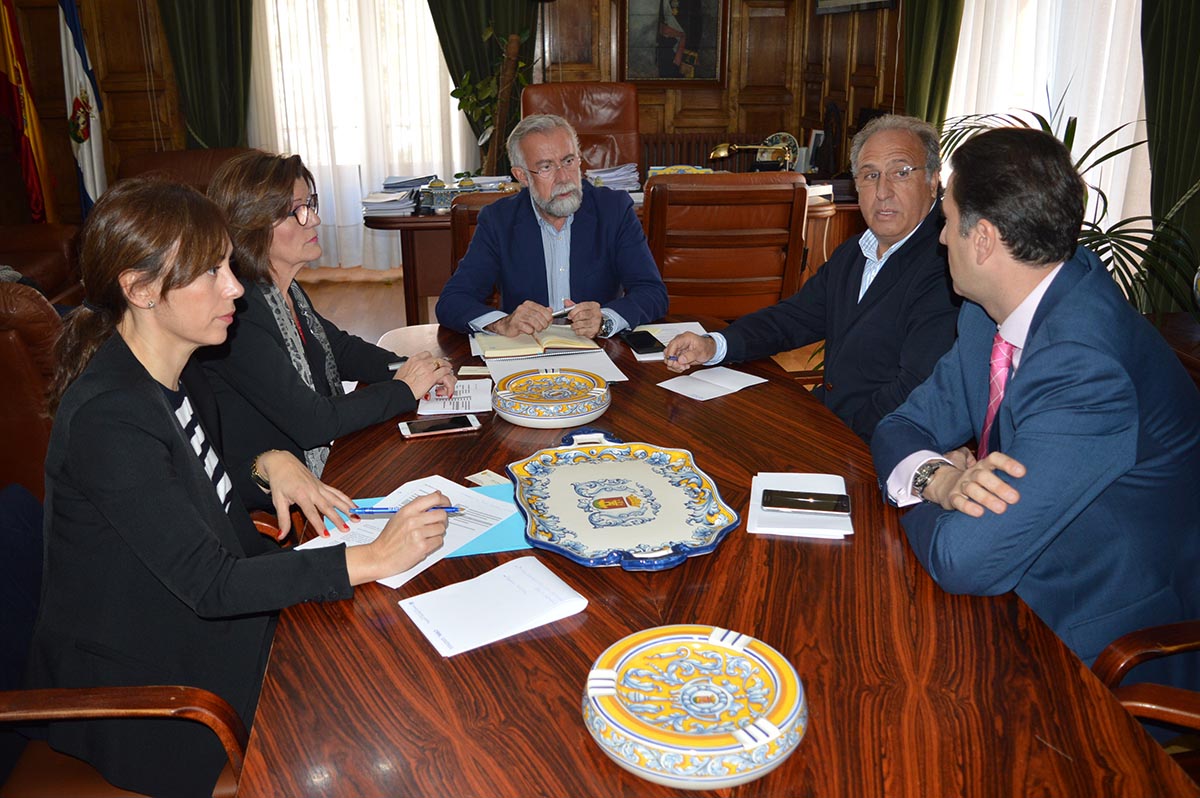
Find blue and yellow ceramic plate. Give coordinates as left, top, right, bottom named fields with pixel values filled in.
left=506, top=431, right=738, bottom=571
left=492, top=369, right=610, bottom=429
left=583, top=624, right=807, bottom=790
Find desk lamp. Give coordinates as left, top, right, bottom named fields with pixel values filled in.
left=709, top=142, right=793, bottom=172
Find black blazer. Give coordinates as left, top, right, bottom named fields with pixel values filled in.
left=199, top=281, right=417, bottom=508
left=28, top=334, right=352, bottom=798
left=721, top=201, right=960, bottom=441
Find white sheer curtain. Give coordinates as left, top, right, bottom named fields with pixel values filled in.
left=944, top=0, right=1150, bottom=227
left=246, top=0, right=476, bottom=270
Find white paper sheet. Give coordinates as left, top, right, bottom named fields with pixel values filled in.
left=746, top=472, right=854, bottom=539
left=485, top=349, right=628, bottom=383
left=657, top=366, right=767, bottom=400
left=417, top=379, right=492, bottom=415
left=296, top=475, right=517, bottom=588
left=400, top=557, right=587, bottom=656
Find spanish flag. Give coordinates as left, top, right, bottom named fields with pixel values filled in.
left=1, top=0, right=56, bottom=222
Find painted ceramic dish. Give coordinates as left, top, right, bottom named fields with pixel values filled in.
left=492, top=369, right=610, bottom=429
left=507, top=430, right=738, bottom=571
left=583, top=624, right=807, bottom=790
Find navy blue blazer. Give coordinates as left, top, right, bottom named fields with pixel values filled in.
left=720, top=200, right=960, bottom=441
left=873, top=246, right=1200, bottom=671
left=435, top=181, right=668, bottom=332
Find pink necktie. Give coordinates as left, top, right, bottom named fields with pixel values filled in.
left=977, top=333, right=1016, bottom=460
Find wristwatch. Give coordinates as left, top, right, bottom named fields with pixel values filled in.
left=911, top=459, right=948, bottom=501
left=599, top=314, right=614, bottom=338
left=250, top=454, right=272, bottom=492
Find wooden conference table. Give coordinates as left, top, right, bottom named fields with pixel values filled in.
left=238, top=323, right=1196, bottom=798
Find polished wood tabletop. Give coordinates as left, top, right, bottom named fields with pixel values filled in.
left=238, top=323, right=1197, bottom=798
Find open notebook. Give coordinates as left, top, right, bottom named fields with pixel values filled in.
left=476, top=326, right=599, bottom=358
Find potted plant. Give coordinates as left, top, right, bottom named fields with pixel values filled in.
left=450, top=27, right=532, bottom=176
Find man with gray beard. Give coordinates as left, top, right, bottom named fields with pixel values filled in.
left=436, top=114, right=667, bottom=338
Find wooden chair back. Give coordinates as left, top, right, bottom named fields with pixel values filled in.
left=642, top=178, right=808, bottom=319
left=449, top=192, right=511, bottom=270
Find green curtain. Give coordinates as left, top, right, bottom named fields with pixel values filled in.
left=1141, top=0, right=1200, bottom=310
left=903, top=0, right=964, bottom=131
left=156, top=0, right=252, bottom=149
left=427, top=1, right=538, bottom=169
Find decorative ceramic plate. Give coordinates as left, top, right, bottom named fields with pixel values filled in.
left=507, top=430, right=738, bottom=571
left=757, top=131, right=801, bottom=169
left=583, top=624, right=807, bottom=790
left=492, top=369, right=610, bottom=429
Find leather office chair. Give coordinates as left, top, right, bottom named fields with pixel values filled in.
left=0, top=489, right=246, bottom=798
left=1092, top=620, right=1200, bottom=782
left=0, top=283, right=62, bottom=500
left=520, top=82, right=642, bottom=177
left=450, top=192, right=512, bottom=268
left=0, top=224, right=81, bottom=306
left=116, top=147, right=253, bottom=194
left=641, top=176, right=808, bottom=320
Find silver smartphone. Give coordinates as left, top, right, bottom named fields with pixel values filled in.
left=761, top=489, right=851, bottom=515
left=398, top=414, right=481, bottom=439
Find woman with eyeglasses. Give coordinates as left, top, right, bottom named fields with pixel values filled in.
left=201, top=151, right=455, bottom=520
left=29, top=177, right=449, bottom=797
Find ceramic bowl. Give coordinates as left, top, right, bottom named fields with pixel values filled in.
left=583, top=624, right=807, bottom=790
left=492, top=368, right=610, bottom=429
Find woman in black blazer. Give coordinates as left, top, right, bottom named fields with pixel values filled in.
left=201, top=151, right=455, bottom=510
left=29, top=178, right=449, bottom=797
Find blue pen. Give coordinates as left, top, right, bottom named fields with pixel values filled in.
left=352, top=505, right=463, bottom=515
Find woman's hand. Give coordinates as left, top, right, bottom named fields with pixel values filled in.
left=393, top=350, right=456, bottom=400
left=255, top=450, right=356, bottom=540
left=344, top=492, right=449, bottom=585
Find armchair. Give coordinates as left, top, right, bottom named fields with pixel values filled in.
left=520, top=82, right=642, bottom=177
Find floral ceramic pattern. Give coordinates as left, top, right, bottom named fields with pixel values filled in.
left=583, top=624, right=807, bottom=790
left=507, top=432, right=738, bottom=570
left=492, top=369, right=610, bottom=428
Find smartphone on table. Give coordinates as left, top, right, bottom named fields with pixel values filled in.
left=761, top=489, right=851, bottom=515
left=398, top=414, right=481, bottom=439
left=622, top=330, right=666, bottom=355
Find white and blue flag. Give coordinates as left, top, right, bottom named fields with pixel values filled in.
left=58, top=0, right=105, bottom=216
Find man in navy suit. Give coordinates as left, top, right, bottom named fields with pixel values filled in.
left=872, top=128, right=1200, bottom=682
left=664, top=115, right=960, bottom=441
left=435, top=114, right=667, bottom=339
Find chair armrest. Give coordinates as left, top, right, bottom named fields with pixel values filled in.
left=0, top=685, right=248, bottom=776
left=1091, top=620, right=1200, bottom=687
left=1112, top=682, right=1200, bottom=731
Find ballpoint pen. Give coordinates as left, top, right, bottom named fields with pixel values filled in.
left=386, top=357, right=409, bottom=371
left=352, top=505, right=463, bottom=515
left=550, top=307, right=571, bottom=319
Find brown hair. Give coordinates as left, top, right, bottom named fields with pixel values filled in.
left=49, top=178, right=229, bottom=412
left=208, top=150, right=315, bottom=284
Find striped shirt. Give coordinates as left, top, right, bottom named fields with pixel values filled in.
left=162, top=383, right=233, bottom=513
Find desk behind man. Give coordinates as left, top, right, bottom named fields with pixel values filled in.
left=872, top=128, right=1200, bottom=694
left=435, top=114, right=667, bottom=339
left=664, top=115, right=960, bottom=441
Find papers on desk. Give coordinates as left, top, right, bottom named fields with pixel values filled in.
left=586, top=163, right=640, bottom=192
left=479, top=346, right=629, bottom=384
left=383, top=175, right=436, bottom=191
left=658, top=366, right=766, bottom=400
left=400, top=556, right=587, bottom=657
left=417, top=379, right=492, bottom=415
left=747, top=472, right=854, bottom=539
left=363, top=190, right=416, bottom=217
left=630, top=321, right=706, bottom=362
left=296, top=475, right=518, bottom=588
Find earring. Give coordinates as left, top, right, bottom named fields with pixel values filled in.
left=147, top=300, right=155, bottom=309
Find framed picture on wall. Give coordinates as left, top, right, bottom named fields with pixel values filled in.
left=815, top=0, right=895, bottom=13
left=618, top=0, right=730, bottom=87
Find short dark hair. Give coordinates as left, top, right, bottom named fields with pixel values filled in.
left=949, top=128, right=1084, bottom=265
left=208, top=150, right=316, bottom=283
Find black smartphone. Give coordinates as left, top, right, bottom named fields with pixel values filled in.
left=622, top=330, right=666, bottom=355
left=398, top=414, right=481, bottom=439
left=761, top=489, right=851, bottom=515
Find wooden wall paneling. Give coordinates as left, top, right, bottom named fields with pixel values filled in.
left=800, top=0, right=826, bottom=133
left=737, top=1, right=796, bottom=136
left=13, top=0, right=81, bottom=223
left=538, top=0, right=605, bottom=83
left=79, top=0, right=184, bottom=182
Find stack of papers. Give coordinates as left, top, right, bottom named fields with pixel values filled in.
left=417, top=379, right=492, bottom=415
left=400, top=557, right=587, bottom=657
left=629, top=321, right=706, bottom=361
left=363, top=190, right=416, bottom=217
left=587, top=163, right=640, bottom=191
left=467, top=175, right=515, bottom=190
left=383, top=175, right=435, bottom=191
left=658, top=366, right=766, bottom=400
left=747, top=472, right=854, bottom=539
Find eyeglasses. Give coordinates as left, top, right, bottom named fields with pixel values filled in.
left=524, top=155, right=580, bottom=180
left=287, top=194, right=320, bottom=226
left=854, top=165, right=927, bottom=187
